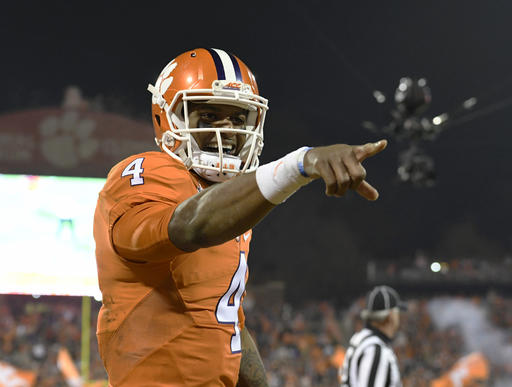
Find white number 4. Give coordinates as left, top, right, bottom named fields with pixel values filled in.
left=216, top=251, right=247, bottom=353
left=122, top=157, right=145, bottom=186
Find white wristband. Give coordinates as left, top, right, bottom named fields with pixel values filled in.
left=256, top=147, right=313, bottom=204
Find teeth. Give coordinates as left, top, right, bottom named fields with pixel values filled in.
left=206, top=143, right=234, bottom=151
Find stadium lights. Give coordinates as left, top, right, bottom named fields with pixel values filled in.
left=430, top=262, right=441, bottom=273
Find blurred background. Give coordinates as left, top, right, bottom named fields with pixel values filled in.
left=1, top=1, right=511, bottom=386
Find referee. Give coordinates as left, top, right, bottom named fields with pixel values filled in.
left=339, top=285, right=407, bottom=387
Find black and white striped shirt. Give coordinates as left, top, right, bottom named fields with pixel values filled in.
left=339, top=327, right=402, bottom=387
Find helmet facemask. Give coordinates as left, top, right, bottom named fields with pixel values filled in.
left=152, top=80, right=268, bottom=182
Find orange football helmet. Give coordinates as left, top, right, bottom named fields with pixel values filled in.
left=147, top=48, right=269, bottom=182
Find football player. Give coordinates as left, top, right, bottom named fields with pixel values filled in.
left=93, top=48, right=387, bottom=386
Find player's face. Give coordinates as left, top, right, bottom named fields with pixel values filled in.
left=188, top=103, right=248, bottom=156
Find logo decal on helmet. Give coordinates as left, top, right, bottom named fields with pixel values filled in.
left=154, top=60, right=177, bottom=102
left=222, top=82, right=244, bottom=91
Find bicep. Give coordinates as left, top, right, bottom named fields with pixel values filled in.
left=112, top=201, right=185, bottom=262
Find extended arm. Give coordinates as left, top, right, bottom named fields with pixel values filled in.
left=236, top=327, right=268, bottom=387
left=169, top=140, right=387, bottom=251
left=168, top=171, right=274, bottom=251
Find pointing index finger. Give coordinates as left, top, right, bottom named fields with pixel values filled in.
left=353, top=139, right=388, bottom=162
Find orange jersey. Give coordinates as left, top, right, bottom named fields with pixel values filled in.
left=93, top=151, right=252, bottom=386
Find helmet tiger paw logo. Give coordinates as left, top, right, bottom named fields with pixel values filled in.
left=39, top=87, right=99, bottom=168
left=152, top=60, right=177, bottom=106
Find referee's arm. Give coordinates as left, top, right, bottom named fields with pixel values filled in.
left=356, top=344, right=391, bottom=387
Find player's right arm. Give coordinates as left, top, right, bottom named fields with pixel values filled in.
left=169, top=140, right=387, bottom=251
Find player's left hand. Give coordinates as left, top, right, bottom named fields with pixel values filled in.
left=303, top=139, right=387, bottom=200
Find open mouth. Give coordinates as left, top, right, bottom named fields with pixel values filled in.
left=203, top=143, right=237, bottom=156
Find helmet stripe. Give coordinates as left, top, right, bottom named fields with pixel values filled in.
left=212, top=48, right=237, bottom=81
left=205, top=48, right=226, bottom=80
left=227, top=52, right=242, bottom=81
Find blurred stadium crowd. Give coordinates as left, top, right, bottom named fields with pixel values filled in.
left=369, top=256, right=512, bottom=285
left=1, top=290, right=511, bottom=386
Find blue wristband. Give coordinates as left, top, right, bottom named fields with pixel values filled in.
left=297, top=147, right=313, bottom=177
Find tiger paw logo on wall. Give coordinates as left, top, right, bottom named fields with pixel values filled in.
left=39, top=86, right=99, bottom=168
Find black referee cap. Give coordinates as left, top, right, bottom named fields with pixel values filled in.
left=361, top=285, right=407, bottom=320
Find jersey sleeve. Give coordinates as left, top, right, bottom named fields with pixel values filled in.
left=99, top=153, right=199, bottom=262
left=113, top=201, right=179, bottom=262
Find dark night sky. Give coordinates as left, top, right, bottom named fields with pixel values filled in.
left=2, top=1, right=512, bottom=299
